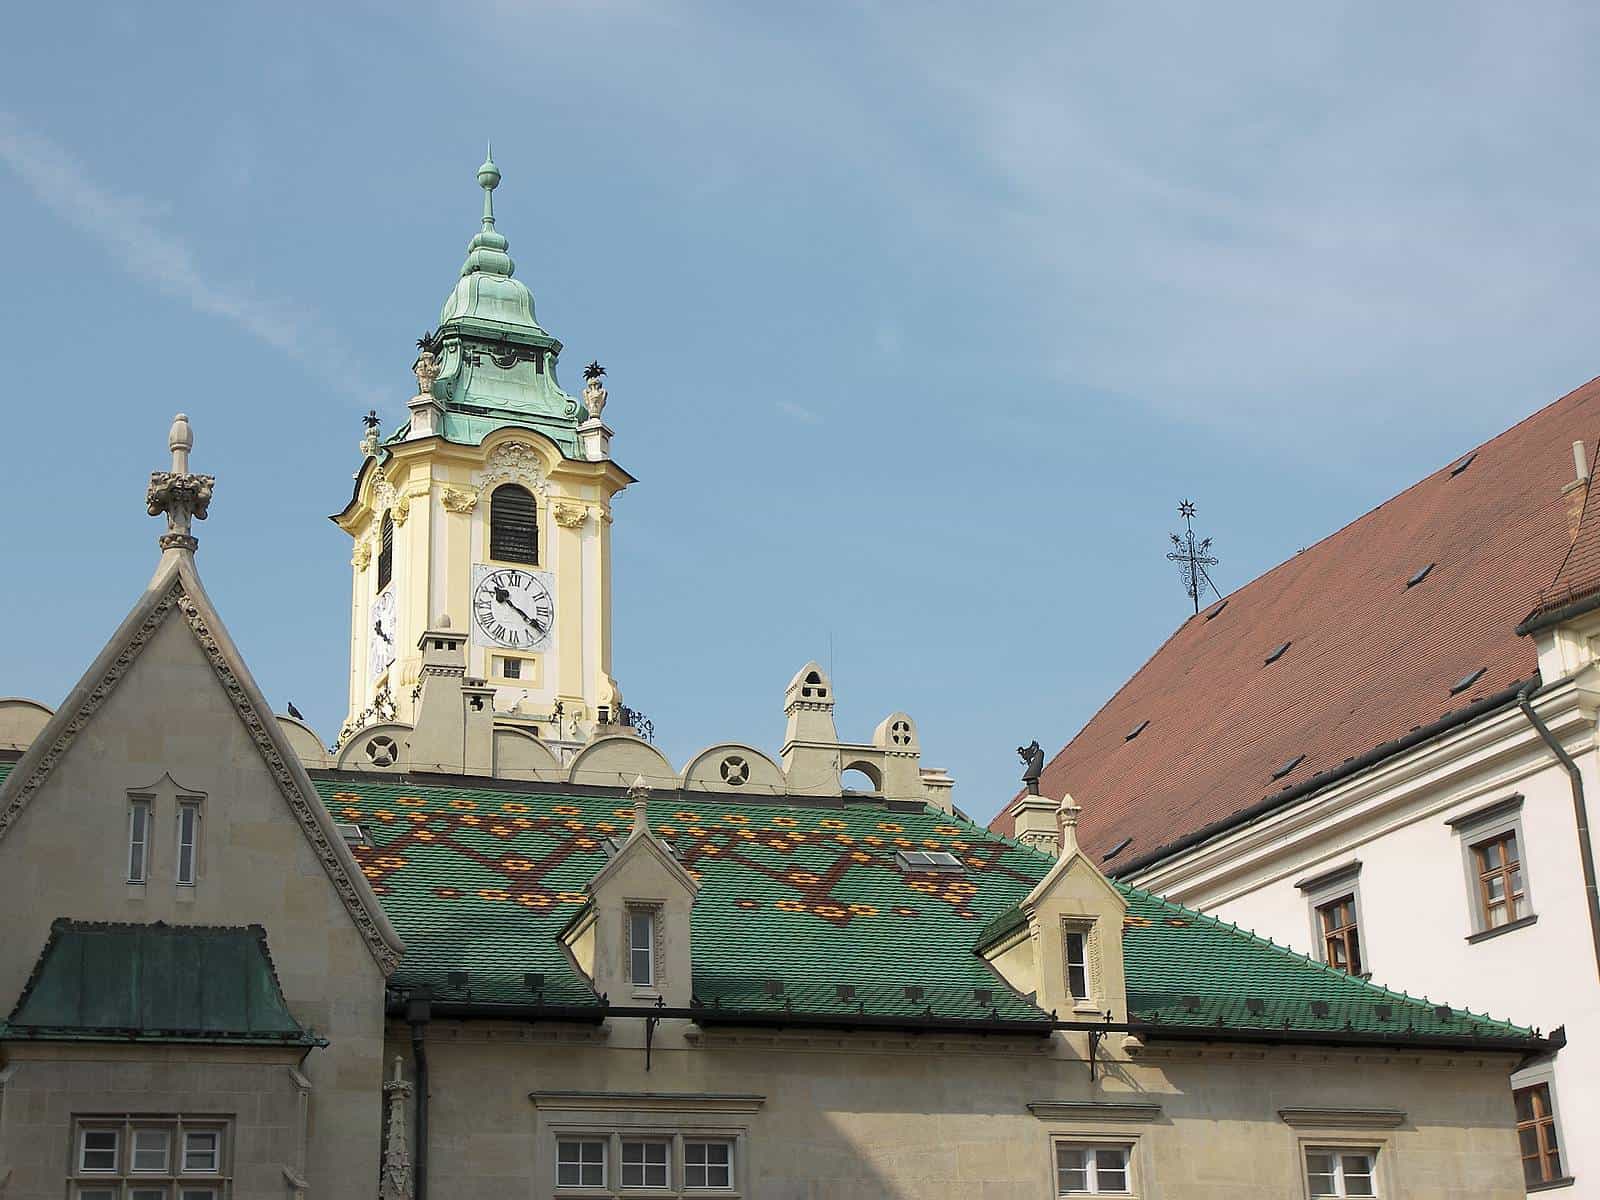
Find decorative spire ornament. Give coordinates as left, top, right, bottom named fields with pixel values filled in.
left=379, top=1056, right=414, bottom=1200
left=582, top=360, right=608, bottom=422
left=629, top=774, right=651, bottom=834
left=146, top=413, right=214, bottom=552
left=1166, top=499, right=1221, bottom=615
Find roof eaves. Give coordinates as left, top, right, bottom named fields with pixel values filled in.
left=1516, top=586, right=1600, bottom=637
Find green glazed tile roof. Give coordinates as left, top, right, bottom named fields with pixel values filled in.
left=2, top=919, right=319, bottom=1046
left=312, top=774, right=1540, bottom=1046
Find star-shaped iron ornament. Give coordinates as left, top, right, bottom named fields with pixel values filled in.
left=584, top=360, right=606, bottom=382
left=363, top=409, right=381, bottom=432
left=416, top=330, right=443, bottom=354
left=1166, top=500, right=1221, bottom=615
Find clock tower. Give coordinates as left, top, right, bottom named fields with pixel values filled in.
left=333, top=151, right=633, bottom=750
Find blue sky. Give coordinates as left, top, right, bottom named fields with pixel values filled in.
left=4, top=2, right=1600, bottom=823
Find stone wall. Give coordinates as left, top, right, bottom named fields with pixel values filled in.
left=396, top=1018, right=1528, bottom=1199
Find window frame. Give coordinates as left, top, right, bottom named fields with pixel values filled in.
left=628, top=906, right=658, bottom=992
left=176, top=798, right=203, bottom=886
left=1448, top=798, right=1537, bottom=939
left=1064, top=929, right=1090, bottom=1002
left=488, top=483, right=541, bottom=566
left=70, top=1116, right=231, bottom=1197
left=1510, top=1058, right=1571, bottom=1190
left=1315, top=893, right=1363, bottom=977
left=682, top=1138, right=735, bottom=1190
left=127, top=797, right=153, bottom=884
left=1297, top=863, right=1369, bottom=978
left=376, top=510, right=394, bottom=591
left=1302, top=1144, right=1381, bottom=1198
left=619, top=1137, right=671, bottom=1190
left=555, top=1136, right=608, bottom=1191
left=535, top=1099, right=758, bottom=1200
left=1054, top=1141, right=1133, bottom=1195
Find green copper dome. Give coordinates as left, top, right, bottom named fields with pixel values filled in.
left=413, top=150, right=585, bottom=457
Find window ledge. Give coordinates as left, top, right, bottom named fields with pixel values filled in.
left=1528, top=1177, right=1577, bottom=1193
left=1466, top=913, right=1538, bottom=944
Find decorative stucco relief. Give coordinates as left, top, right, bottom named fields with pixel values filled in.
left=441, top=487, right=479, bottom=514
left=477, top=440, right=550, bottom=498
left=551, top=501, right=588, bottom=529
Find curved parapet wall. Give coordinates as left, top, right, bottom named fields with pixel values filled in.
left=0, top=699, right=53, bottom=752
left=567, top=734, right=676, bottom=790
left=492, top=726, right=562, bottom=782
left=335, top=723, right=417, bottom=773
left=680, top=743, right=786, bottom=795
left=277, top=713, right=331, bottom=769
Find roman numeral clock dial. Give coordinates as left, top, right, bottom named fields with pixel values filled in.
left=471, top=567, right=555, bottom=651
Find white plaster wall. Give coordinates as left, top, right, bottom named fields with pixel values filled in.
left=1167, top=752, right=1599, bottom=1194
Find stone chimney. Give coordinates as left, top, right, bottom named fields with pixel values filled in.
left=1012, top=792, right=1063, bottom=856
left=409, top=617, right=494, bottom=775
left=1565, top=439, right=1591, bottom=543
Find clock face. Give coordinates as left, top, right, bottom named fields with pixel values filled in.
left=472, top=566, right=554, bottom=651
left=369, top=589, right=397, bottom=680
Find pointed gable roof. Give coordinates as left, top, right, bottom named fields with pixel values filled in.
left=991, top=376, right=1600, bottom=871
left=0, top=448, right=404, bottom=975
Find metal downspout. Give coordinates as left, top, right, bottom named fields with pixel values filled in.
left=1518, top=679, right=1600, bottom=981
left=407, top=998, right=431, bottom=1200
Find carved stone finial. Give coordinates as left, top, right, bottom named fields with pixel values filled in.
left=629, top=774, right=651, bottom=834
left=582, top=360, right=608, bottom=421
left=437, top=614, right=452, bottom=630
left=360, top=410, right=381, bottom=460
left=380, top=1055, right=414, bottom=1200
left=1057, top=793, right=1082, bottom=857
left=1017, top=740, right=1045, bottom=795
left=147, top=413, right=215, bottom=553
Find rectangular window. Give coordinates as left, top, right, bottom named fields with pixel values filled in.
left=182, top=1131, right=220, bottom=1174
left=1473, top=831, right=1524, bottom=930
left=80, top=1129, right=120, bottom=1172
left=1317, top=894, right=1363, bottom=975
left=1515, top=1082, right=1563, bottom=1186
left=72, top=1119, right=227, bottom=1197
left=176, top=802, right=200, bottom=886
left=1305, top=1147, right=1378, bottom=1197
left=556, top=1138, right=606, bottom=1189
left=131, top=1129, right=171, bottom=1173
left=684, top=1140, right=734, bottom=1189
left=1064, top=929, right=1089, bottom=1000
left=1056, top=1143, right=1129, bottom=1194
left=620, top=1139, right=669, bottom=1188
left=501, top=656, right=522, bottom=679
left=629, top=909, right=655, bottom=988
left=128, top=800, right=151, bottom=883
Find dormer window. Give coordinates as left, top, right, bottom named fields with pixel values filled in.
left=629, top=907, right=656, bottom=989
left=377, top=511, right=394, bottom=590
left=489, top=484, right=539, bottom=564
left=127, top=799, right=151, bottom=883
left=1064, top=928, right=1089, bottom=1000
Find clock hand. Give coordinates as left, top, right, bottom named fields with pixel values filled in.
left=373, top=620, right=392, bottom=645
left=494, top=586, right=547, bottom=635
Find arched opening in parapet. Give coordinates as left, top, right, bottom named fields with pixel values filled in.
left=841, top=762, right=881, bottom=795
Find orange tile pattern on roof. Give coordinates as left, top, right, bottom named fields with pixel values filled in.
left=991, top=377, right=1600, bottom=867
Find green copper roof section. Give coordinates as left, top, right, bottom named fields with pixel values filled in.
left=313, top=774, right=1541, bottom=1045
left=406, top=149, right=585, bottom=457
left=3, top=920, right=319, bottom=1045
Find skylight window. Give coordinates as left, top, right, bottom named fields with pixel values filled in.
left=334, top=822, right=369, bottom=848
left=1124, top=719, right=1150, bottom=742
left=1102, top=836, right=1133, bottom=862
left=896, top=849, right=964, bottom=874
left=1449, top=452, right=1477, bottom=476
left=1405, top=563, right=1435, bottom=588
left=1450, top=667, right=1487, bottom=695
left=1271, top=754, right=1306, bottom=781
left=1264, top=641, right=1291, bottom=665
left=1205, top=599, right=1229, bottom=621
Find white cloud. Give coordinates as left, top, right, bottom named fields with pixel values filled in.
left=776, top=400, right=821, bottom=424
left=0, top=112, right=376, bottom=404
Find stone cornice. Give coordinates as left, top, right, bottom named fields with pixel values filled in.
left=530, top=1091, right=766, bottom=1114
left=1278, top=1106, right=1406, bottom=1129
left=1027, top=1100, right=1162, bottom=1122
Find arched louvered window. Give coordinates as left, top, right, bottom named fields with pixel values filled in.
left=490, top=484, right=539, bottom=564
left=377, top=511, right=394, bottom=590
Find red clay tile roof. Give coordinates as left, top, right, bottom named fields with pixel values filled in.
left=991, top=376, right=1600, bottom=869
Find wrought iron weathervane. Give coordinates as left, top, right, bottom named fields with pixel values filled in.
left=1167, top=500, right=1221, bottom=615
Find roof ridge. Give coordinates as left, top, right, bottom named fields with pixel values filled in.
left=1114, top=882, right=1532, bottom=1034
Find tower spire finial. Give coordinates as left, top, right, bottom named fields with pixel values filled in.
left=460, top=148, right=512, bottom=278
left=146, top=413, right=214, bottom=553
